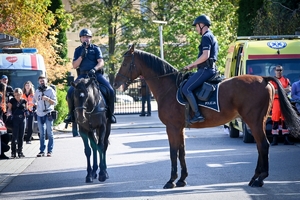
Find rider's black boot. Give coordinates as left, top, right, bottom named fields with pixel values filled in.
left=185, top=93, right=205, bottom=123
left=64, top=96, right=75, bottom=124
left=108, top=94, right=116, bottom=123
left=271, top=135, right=278, bottom=146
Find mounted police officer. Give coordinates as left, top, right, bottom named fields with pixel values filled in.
left=183, top=14, right=219, bottom=124
left=64, top=28, right=116, bottom=124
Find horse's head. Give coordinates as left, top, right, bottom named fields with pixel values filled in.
left=72, top=78, right=95, bottom=123
left=114, top=45, right=140, bottom=91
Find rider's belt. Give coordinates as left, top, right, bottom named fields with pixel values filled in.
left=80, top=69, right=104, bottom=75
left=197, top=63, right=208, bottom=69
left=80, top=70, right=89, bottom=75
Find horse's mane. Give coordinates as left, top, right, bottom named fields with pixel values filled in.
left=135, top=49, right=178, bottom=78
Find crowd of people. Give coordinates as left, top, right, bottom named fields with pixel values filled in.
left=0, top=75, right=57, bottom=159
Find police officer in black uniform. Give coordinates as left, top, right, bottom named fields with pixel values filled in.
left=182, top=14, right=219, bottom=124
left=64, top=28, right=116, bottom=124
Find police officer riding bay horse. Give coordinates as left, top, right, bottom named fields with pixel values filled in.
left=114, top=15, right=300, bottom=189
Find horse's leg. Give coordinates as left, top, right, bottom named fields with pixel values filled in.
left=80, top=131, right=93, bottom=183
left=89, top=131, right=98, bottom=180
left=248, top=125, right=269, bottom=187
left=176, top=128, right=188, bottom=187
left=98, top=121, right=109, bottom=182
left=163, top=126, right=185, bottom=189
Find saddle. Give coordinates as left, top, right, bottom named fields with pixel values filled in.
left=176, top=72, right=224, bottom=127
left=177, top=71, right=223, bottom=103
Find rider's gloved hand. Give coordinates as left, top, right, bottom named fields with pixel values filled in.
left=88, top=69, right=96, bottom=77
left=81, top=48, right=87, bottom=58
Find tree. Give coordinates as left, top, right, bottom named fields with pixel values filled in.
left=253, top=0, right=300, bottom=35
left=48, top=0, right=69, bottom=61
left=0, top=0, right=73, bottom=85
left=70, top=0, right=238, bottom=79
left=237, top=0, right=264, bottom=36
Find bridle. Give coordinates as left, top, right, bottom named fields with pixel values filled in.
left=116, top=51, right=180, bottom=88
left=74, top=78, right=102, bottom=114
left=116, top=53, right=137, bottom=88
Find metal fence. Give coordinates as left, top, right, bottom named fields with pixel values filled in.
left=114, top=78, right=156, bottom=115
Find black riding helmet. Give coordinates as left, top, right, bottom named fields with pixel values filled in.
left=192, top=15, right=211, bottom=27
left=79, top=29, right=92, bottom=37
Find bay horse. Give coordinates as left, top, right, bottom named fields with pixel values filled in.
left=114, top=45, right=300, bottom=189
left=71, top=76, right=111, bottom=183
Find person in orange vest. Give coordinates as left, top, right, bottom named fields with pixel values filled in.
left=22, top=81, right=35, bottom=144
left=270, top=65, right=293, bottom=146
left=0, top=82, right=10, bottom=159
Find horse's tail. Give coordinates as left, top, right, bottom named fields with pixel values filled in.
left=263, top=76, right=300, bottom=138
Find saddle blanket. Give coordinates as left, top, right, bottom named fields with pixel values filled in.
left=177, top=83, right=221, bottom=112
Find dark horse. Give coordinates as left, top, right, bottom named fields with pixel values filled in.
left=71, top=76, right=111, bottom=183
left=114, top=45, right=300, bottom=189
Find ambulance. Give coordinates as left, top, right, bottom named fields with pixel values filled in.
left=224, top=35, right=300, bottom=143
left=0, top=48, right=46, bottom=89
left=0, top=47, right=47, bottom=134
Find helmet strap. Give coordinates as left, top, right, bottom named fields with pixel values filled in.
left=198, top=24, right=207, bottom=35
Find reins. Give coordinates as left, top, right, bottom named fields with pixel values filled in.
left=74, top=77, right=102, bottom=114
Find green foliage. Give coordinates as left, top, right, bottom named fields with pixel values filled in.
left=70, top=0, right=238, bottom=76
left=54, top=87, right=68, bottom=126
left=253, top=0, right=300, bottom=35
left=237, top=0, right=264, bottom=36
left=48, top=0, right=72, bottom=60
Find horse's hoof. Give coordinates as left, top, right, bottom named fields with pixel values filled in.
left=176, top=180, right=187, bottom=187
left=93, top=173, right=97, bottom=179
left=98, top=171, right=109, bottom=182
left=85, top=176, right=93, bottom=183
left=248, top=179, right=255, bottom=186
left=249, top=179, right=264, bottom=187
left=163, top=181, right=176, bottom=189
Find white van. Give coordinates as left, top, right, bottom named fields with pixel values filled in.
left=0, top=48, right=47, bottom=134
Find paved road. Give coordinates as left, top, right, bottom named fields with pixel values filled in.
left=1, top=112, right=300, bottom=199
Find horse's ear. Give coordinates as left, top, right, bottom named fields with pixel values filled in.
left=129, top=44, right=135, bottom=54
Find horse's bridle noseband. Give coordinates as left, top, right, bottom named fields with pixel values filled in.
left=116, top=53, right=136, bottom=88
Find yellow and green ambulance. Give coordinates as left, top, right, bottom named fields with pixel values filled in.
left=224, top=35, right=300, bottom=143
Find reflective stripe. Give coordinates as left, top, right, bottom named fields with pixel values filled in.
left=22, top=94, right=34, bottom=111
left=271, top=129, right=279, bottom=135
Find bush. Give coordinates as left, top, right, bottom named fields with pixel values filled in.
left=54, top=87, right=68, bottom=126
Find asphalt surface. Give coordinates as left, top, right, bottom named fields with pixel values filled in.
left=0, top=111, right=165, bottom=192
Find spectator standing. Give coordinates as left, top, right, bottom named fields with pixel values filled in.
left=139, top=76, right=151, bottom=117
left=270, top=65, right=293, bottom=145
left=22, top=81, right=35, bottom=144
left=0, top=82, right=10, bottom=159
left=0, top=75, right=14, bottom=104
left=33, top=76, right=57, bottom=157
left=7, top=88, right=27, bottom=158
left=291, top=75, right=300, bottom=113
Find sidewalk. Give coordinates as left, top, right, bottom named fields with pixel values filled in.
left=54, top=111, right=164, bottom=132
left=0, top=111, right=164, bottom=192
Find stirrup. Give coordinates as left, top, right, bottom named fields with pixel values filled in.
left=109, top=115, right=117, bottom=123
left=189, top=114, right=205, bottom=124
left=64, top=115, right=74, bottom=123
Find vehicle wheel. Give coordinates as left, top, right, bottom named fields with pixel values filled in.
left=229, top=122, right=240, bottom=138
left=242, top=122, right=255, bottom=143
